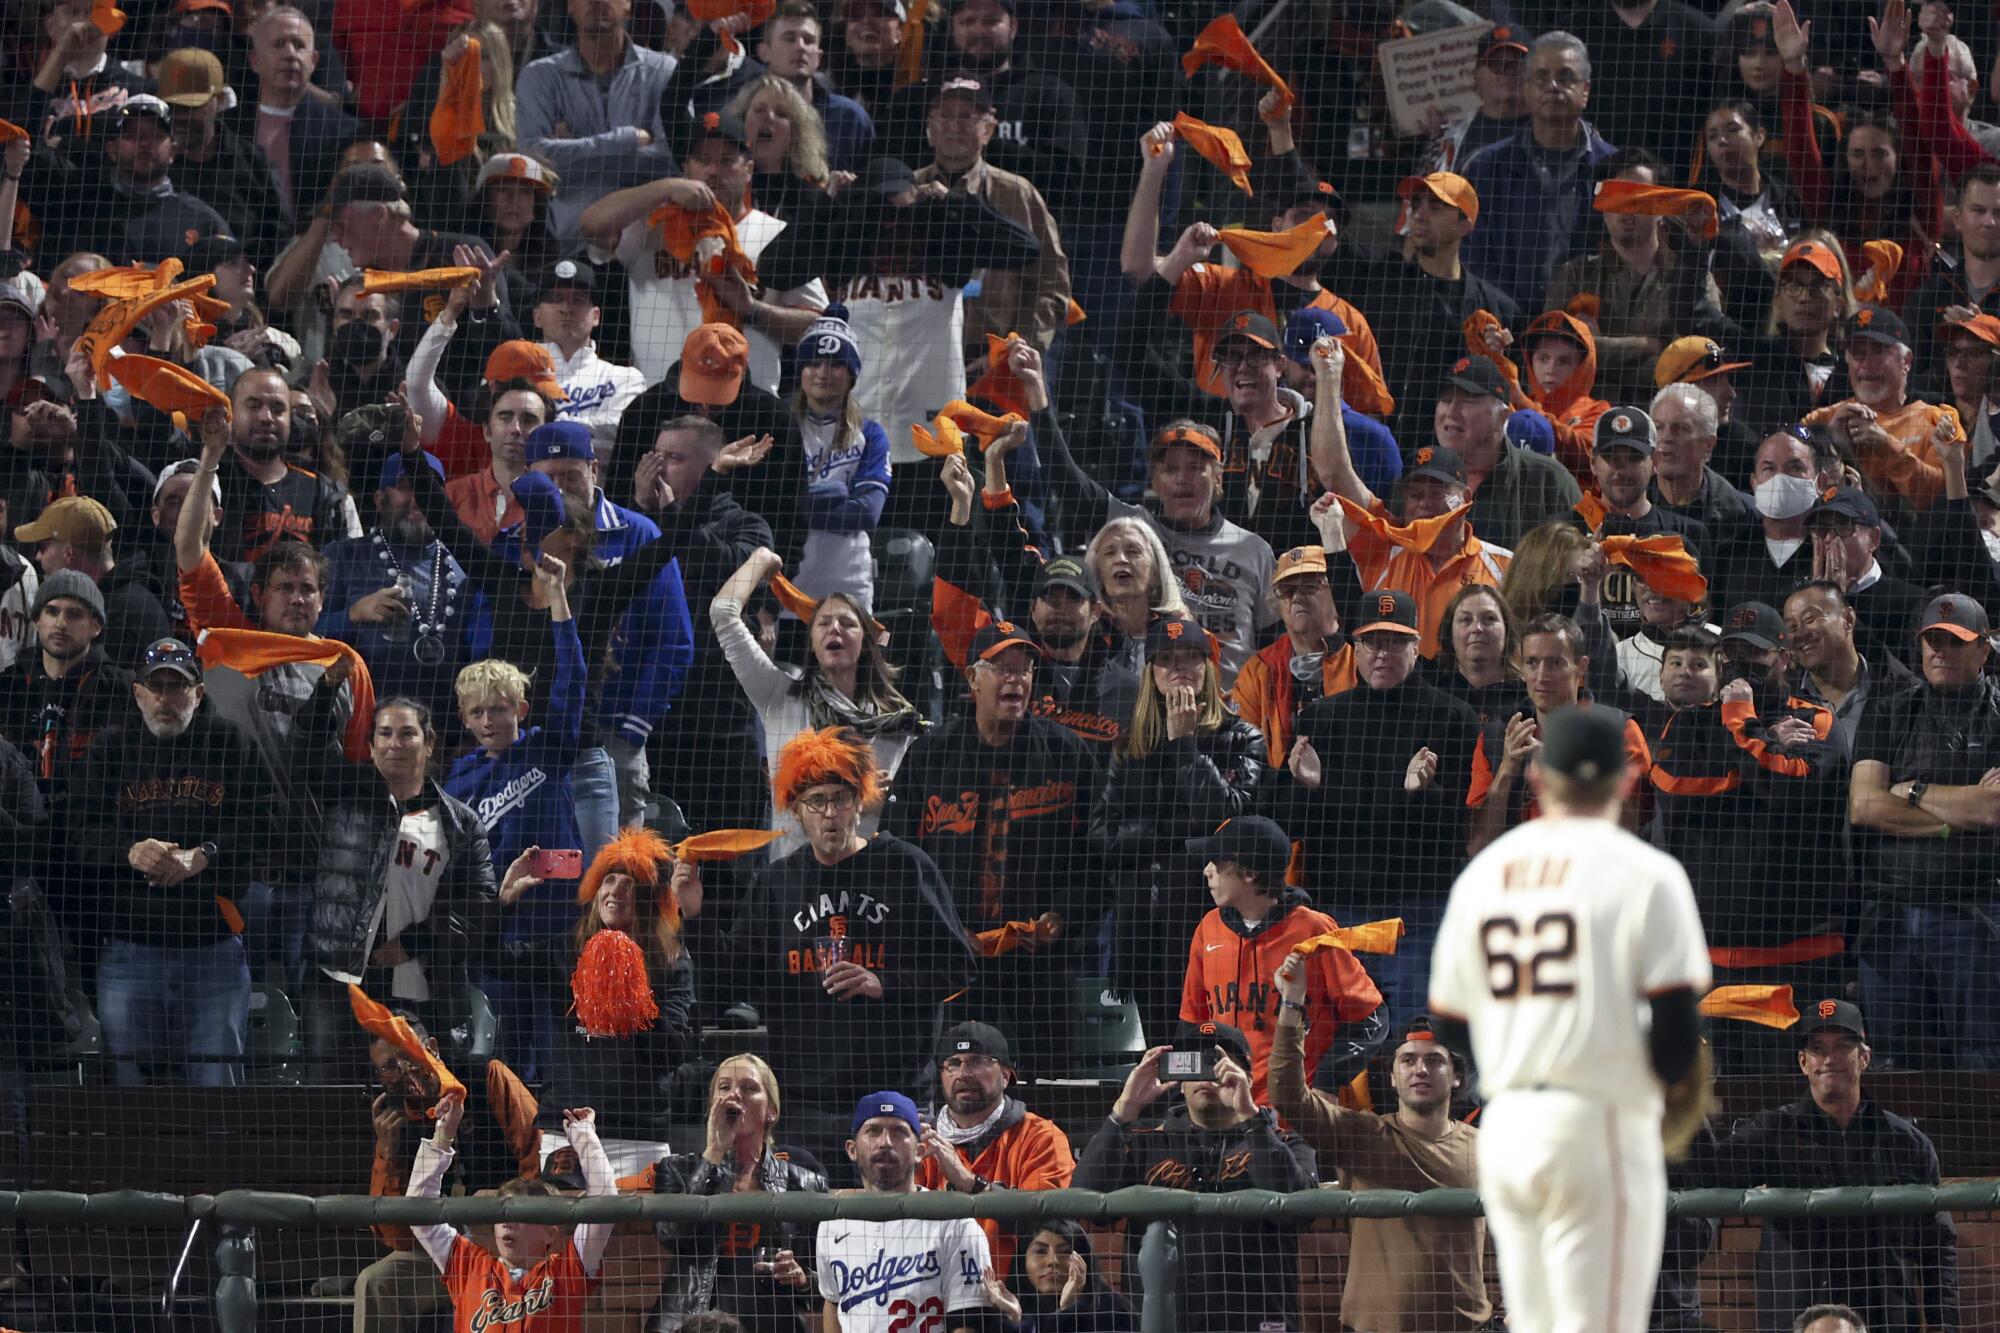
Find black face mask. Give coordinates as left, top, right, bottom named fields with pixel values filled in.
left=328, top=321, right=387, bottom=369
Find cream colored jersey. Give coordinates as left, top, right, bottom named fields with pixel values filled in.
left=1428, top=815, right=1711, bottom=1117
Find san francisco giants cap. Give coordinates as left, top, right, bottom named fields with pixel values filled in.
left=1355, top=589, right=1420, bottom=638
left=1174, top=1020, right=1253, bottom=1069
left=1185, top=815, right=1292, bottom=883
left=1800, top=998, right=1866, bottom=1043
left=1538, top=706, right=1626, bottom=783
left=1145, top=613, right=1215, bottom=659
left=1920, top=593, right=1991, bottom=643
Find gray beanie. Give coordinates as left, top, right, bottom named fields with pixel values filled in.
left=30, top=569, right=106, bottom=625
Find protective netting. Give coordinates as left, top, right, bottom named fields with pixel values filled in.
left=4, top=0, right=2000, bottom=1326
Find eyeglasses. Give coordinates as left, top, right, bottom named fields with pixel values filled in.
left=979, top=658, right=1035, bottom=679
left=1212, top=347, right=1278, bottom=368
left=1275, top=577, right=1330, bottom=600
left=1945, top=343, right=1997, bottom=363
left=1527, top=68, right=1584, bottom=89
left=941, top=1054, right=1000, bottom=1074
left=1779, top=274, right=1840, bottom=298
left=137, top=676, right=196, bottom=696
left=797, top=790, right=860, bottom=815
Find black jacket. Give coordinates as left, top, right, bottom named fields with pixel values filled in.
left=95, top=562, right=174, bottom=672
left=17, top=155, right=230, bottom=267
left=0, top=647, right=132, bottom=812
left=223, top=97, right=362, bottom=227
left=1853, top=674, right=2000, bottom=902
left=1073, top=1104, right=1316, bottom=1333
left=1695, top=1096, right=1958, bottom=1333
left=1352, top=256, right=1520, bottom=442
left=650, top=1145, right=828, bottom=1333
left=169, top=122, right=290, bottom=270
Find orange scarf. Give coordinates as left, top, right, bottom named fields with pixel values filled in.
left=349, top=984, right=465, bottom=1113
left=429, top=37, right=485, bottom=167
left=1591, top=179, right=1718, bottom=240
left=1336, top=494, right=1463, bottom=555
left=361, top=266, right=483, bottom=295
left=1291, top=917, right=1405, bottom=956
left=197, top=629, right=377, bottom=761
left=968, top=333, right=1033, bottom=417
left=1218, top=214, right=1329, bottom=278
left=1697, top=984, right=1798, bottom=1030
left=1171, top=112, right=1253, bottom=196
left=650, top=200, right=759, bottom=329
left=1600, top=534, right=1707, bottom=603
left=1182, top=15, right=1293, bottom=116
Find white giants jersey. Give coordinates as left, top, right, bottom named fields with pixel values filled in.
left=1429, top=816, right=1711, bottom=1116
left=816, top=1207, right=991, bottom=1332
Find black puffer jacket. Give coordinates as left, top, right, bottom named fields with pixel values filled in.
left=650, top=1145, right=828, bottom=1333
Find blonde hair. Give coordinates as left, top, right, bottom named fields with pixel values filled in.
left=1499, top=521, right=1590, bottom=621
left=455, top=657, right=529, bottom=707
left=1085, top=517, right=1188, bottom=616
left=1118, top=654, right=1226, bottom=760
left=727, top=75, right=830, bottom=187
left=708, top=1053, right=782, bottom=1155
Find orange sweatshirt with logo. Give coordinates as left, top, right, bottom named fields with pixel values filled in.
left=914, top=1098, right=1074, bottom=1273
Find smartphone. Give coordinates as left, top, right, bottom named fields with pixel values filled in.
left=530, top=848, right=583, bottom=879
left=1158, top=1046, right=1220, bottom=1083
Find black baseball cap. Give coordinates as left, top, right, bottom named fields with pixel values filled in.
left=1920, top=592, right=1992, bottom=643
left=937, top=1020, right=1012, bottom=1064
left=1215, top=309, right=1281, bottom=352
left=1443, top=356, right=1508, bottom=402
left=1595, top=406, right=1657, bottom=457
left=969, top=618, right=1041, bottom=662
left=140, top=637, right=203, bottom=684
left=1033, top=555, right=1096, bottom=600
left=1539, top=706, right=1626, bottom=782
left=1800, top=998, right=1866, bottom=1043
left=534, top=257, right=598, bottom=303
left=327, top=164, right=407, bottom=209
left=188, top=233, right=246, bottom=273
left=859, top=157, right=919, bottom=198
left=1479, top=24, right=1529, bottom=60
left=934, top=75, right=995, bottom=111
left=1806, top=484, right=1882, bottom=529
left=1405, top=444, right=1469, bottom=487
left=1848, top=305, right=1911, bottom=349
left=682, top=108, right=749, bottom=156
left=112, top=95, right=173, bottom=131
left=1145, top=614, right=1215, bottom=659
left=1719, top=601, right=1785, bottom=651
left=1174, top=1020, right=1252, bottom=1069
left=1270, top=177, right=1343, bottom=220
left=1355, top=588, right=1421, bottom=637
left=1185, top=815, right=1292, bottom=883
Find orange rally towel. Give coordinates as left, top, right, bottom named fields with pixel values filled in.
left=769, top=571, right=886, bottom=635
left=1219, top=214, right=1331, bottom=279
left=1336, top=494, right=1463, bottom=556
left=650, top=201, right=759, bottom=328
left=1066, top=297, right=1087, bottom=326
left=940, top=399, right=1025, bottom=451
left=349, top=984, right=466, bottom=1113
left=362, top=266, right=483, bottom=294
left=969, top=333, right=1033, bottom=417
left=1291, top=917, right=1405, bottom=956
left=0, top=120, right=29, bottom=145
left=1698, top=984, right=1799, bottom=1030
left=1591, top=179, right=1718, bottom=240
left=1182, top=15, right=1294, bottom=116
left=108, top=354, right=231, bottom=425
left=1460, top=309, right=1529, bottom=402
left=197, top=629, right=376, bottom=760
left=1171, top=112, right=1253, bottom=196
left=972, top=914, right=1063, bottom=958
left=911, top=413, right=968, bottom=459
left=429, top=37, right=486, bottom=167
left=1601, top=534, right=1707, bottom=603
left=668, top=828, right=782, bottom=863
left=1575, top=492, right=1609, bottom=532
left=71, top=260, right=185, bottom=299
left=687, top=0, right=776, bottom=53
left=895, top=0, right=932, bottom=88
left=1564, top=293, right=1602, bottom=324
left=91, top=0, right=126, bottom=37
left=77, top=273, right=219, bottom=387
left=1855, top=240, right=1905, bottom=305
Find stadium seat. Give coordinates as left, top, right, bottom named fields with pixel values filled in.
left=1070, top=976, right=1145, bottom=1081
left=446, top=986, right=499, bottom=1067
left=247, top=985, right=303, bottom=1084
left=871, top=528, right=945, bottom=718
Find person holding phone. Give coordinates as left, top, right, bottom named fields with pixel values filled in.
left=1072, top=1021, right=1316, bottom=1333
left=651, top=1054, right=828, bottom=1333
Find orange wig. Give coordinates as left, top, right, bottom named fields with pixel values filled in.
left=772, top=726, right=883, bottom=811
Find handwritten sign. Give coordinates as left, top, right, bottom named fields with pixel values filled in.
left=1378, top=22, right=1489, bottom=138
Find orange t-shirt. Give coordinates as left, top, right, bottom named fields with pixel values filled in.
left=442, top=1235, right=596, bottom=1333
left=1170, top=263, right=1395, bottom=418
left=1801, top=398, right=1961, bottom=513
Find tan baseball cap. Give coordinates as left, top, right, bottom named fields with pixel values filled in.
left=15, top=496, right=117, bottom=546
left=157, top=48, right=226, bottom=109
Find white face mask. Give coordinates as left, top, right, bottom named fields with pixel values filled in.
left=1754, top=472, right=1819, bottom=520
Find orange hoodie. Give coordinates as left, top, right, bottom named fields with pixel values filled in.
left=914, top=1100, right=1074, bottom=1273
left=1516, top=311, right=1611, bottom=482
left=1180, top=892, right=1382, bottom=1103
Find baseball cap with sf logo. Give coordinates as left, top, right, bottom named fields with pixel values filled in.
left=1356, top=589, right=1420, bottom=637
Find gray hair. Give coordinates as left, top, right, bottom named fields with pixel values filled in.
left=1086, top=516, right=1188, bottom=617
left=1791, top=1305, right=1866, bottom=1333
left=1533, top=30, right=1591, bottom=83
left=1650, top=382, right=1719, bottom=438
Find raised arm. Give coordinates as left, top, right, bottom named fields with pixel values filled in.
left=1307, top=338, right=1375, bottom=512
left=564, top=1108, right=619, bottom=1275
left=578, top=176, right=717, bottom=253
left=1120, top=124, right=1181, bottom=286
left=709, top=547, right=796, bottom=711
left=405, top=1092, right=467, bottom=1272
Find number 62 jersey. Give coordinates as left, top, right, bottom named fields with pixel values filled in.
left=816, top=1210, right=992, bottom=1332
left=1427, top=816, right=1711, bottom=1117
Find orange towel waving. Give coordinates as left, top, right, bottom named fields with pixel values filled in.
left=1461, top=310, right=1529, bottom=403
left=1698, top=984, right=1799, bottom=1030
left=0, top=120, right=28, bottom=145
left=197, top=629, right=377, bottom=760
left=90, top=0, right=126, bottom=38
left=668, top=828, right=783, bottom=863
left=77, top=273, right=219, bottom=387
left=911, top=412, right=968, bottom=459
left=1171, top=112, right=1253, bottom=196
left=349, top=984, right=465, bottom=1113
left=1575, top=492, right=1609, bottom=533
left=429, top=37, right=486, bottom=168
left=969, top=333, right=1033, bottom=417
left=972, top=913, right=1064, bottom=958
left=769, top=571, right=886, bottom=635
left=107, top=354, right=231, bottom=426
left=1601, top=534, right=1707, bottom=603
left=939, top=399, right=1025, bottom=451
left=1855, top=240, right=1905, bottom=305
left=1182, top=15, right=1294, bottom=117
left=362, top=267, right=483, bottom=295
left=895, top=0, right=932, bottom=89
left=1591, top=179, right=1718, bottom=240
left=687, top=0, right=777, bottom=53
left=1291, top=917, right=1405, bottom=956
left=1219, top=214, right=1330, bottom=279
left=650, top=200, right=758, bottom=327
left=1336, top=494, right=1463, bottom=555
left=1065, top=297, right=1087, bottom=326
left=69, top=259, right=185, bottom=299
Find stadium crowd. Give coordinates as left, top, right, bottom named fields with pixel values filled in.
left=0, top=0, right=1995, bottom=1327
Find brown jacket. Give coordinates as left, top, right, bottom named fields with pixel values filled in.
left=916, top=158, right=1072, bottom=355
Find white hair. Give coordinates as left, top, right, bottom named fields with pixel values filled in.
left=1650, top=382, right=1719, bottom=438
left=1085, top=517, right=1188, bottom=616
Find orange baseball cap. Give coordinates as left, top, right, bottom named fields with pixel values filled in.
left=1397, top=171, right=1479, bottom=226
left=1654, top=335, right=1752, bottom=388
left=1273, top=544, right=1328, bottom=586
left=1150, top=422, right=1222, bottom=462
left=1941, top=313, right=2000, bottom=348
left=1781, top=240, right=1843, bottom=283
left=484, top=340, right=567, bottom=401
left=679, top=324, right=749, bottom=406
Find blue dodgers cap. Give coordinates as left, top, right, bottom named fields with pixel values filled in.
left=378, top=450, right=446, bottom=491
left=1504, top=408, right=1556, bottom=455
left=525, top=419, right=595, bottom=464
left=511, top=470, right=568, bottom=549
left=852, top=1090, right=922, bottom=1136
left=1282, top=306, right=1349, bottom=365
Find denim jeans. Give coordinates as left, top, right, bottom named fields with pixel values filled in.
left=571, top=744, right=619, bottom=865
left=97, top=936, right=250, bottom=1086
left=1858, top=897, right=2000, bottom=1069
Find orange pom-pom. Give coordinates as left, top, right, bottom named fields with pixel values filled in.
left=571, top=930, right=660, bottom=1038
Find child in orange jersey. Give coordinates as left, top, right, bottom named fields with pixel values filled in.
left=408, top=1093, right=616, bottom=1333
left=1179, top=816, right=1383, bottom=1102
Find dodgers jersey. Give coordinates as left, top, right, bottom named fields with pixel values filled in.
left=816, top=1207, right=991, bottom=1332
left=1429, top=815, right=1711, bottom=1116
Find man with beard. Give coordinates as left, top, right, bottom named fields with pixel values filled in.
left=69, top=638, right=279, bottom=1085
left=157, top=48, right=288, bottom=269
left=883, top=625, right=1098, bottom=1068
left=0, top=571, right=131, bottom=841
left=1268, top=1004, right=1492, bottom=1333
left=444, top=382, right=554, bottom=543
left=913, top=1022, right=1073, bottom=1276
left=316, top=448, right=487, bottom=722
left=203, top=368, right=361, bottom=564
left=816, top=1092, right=1001, bottom=1332
left=17, top=96, right=233, bottom=267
